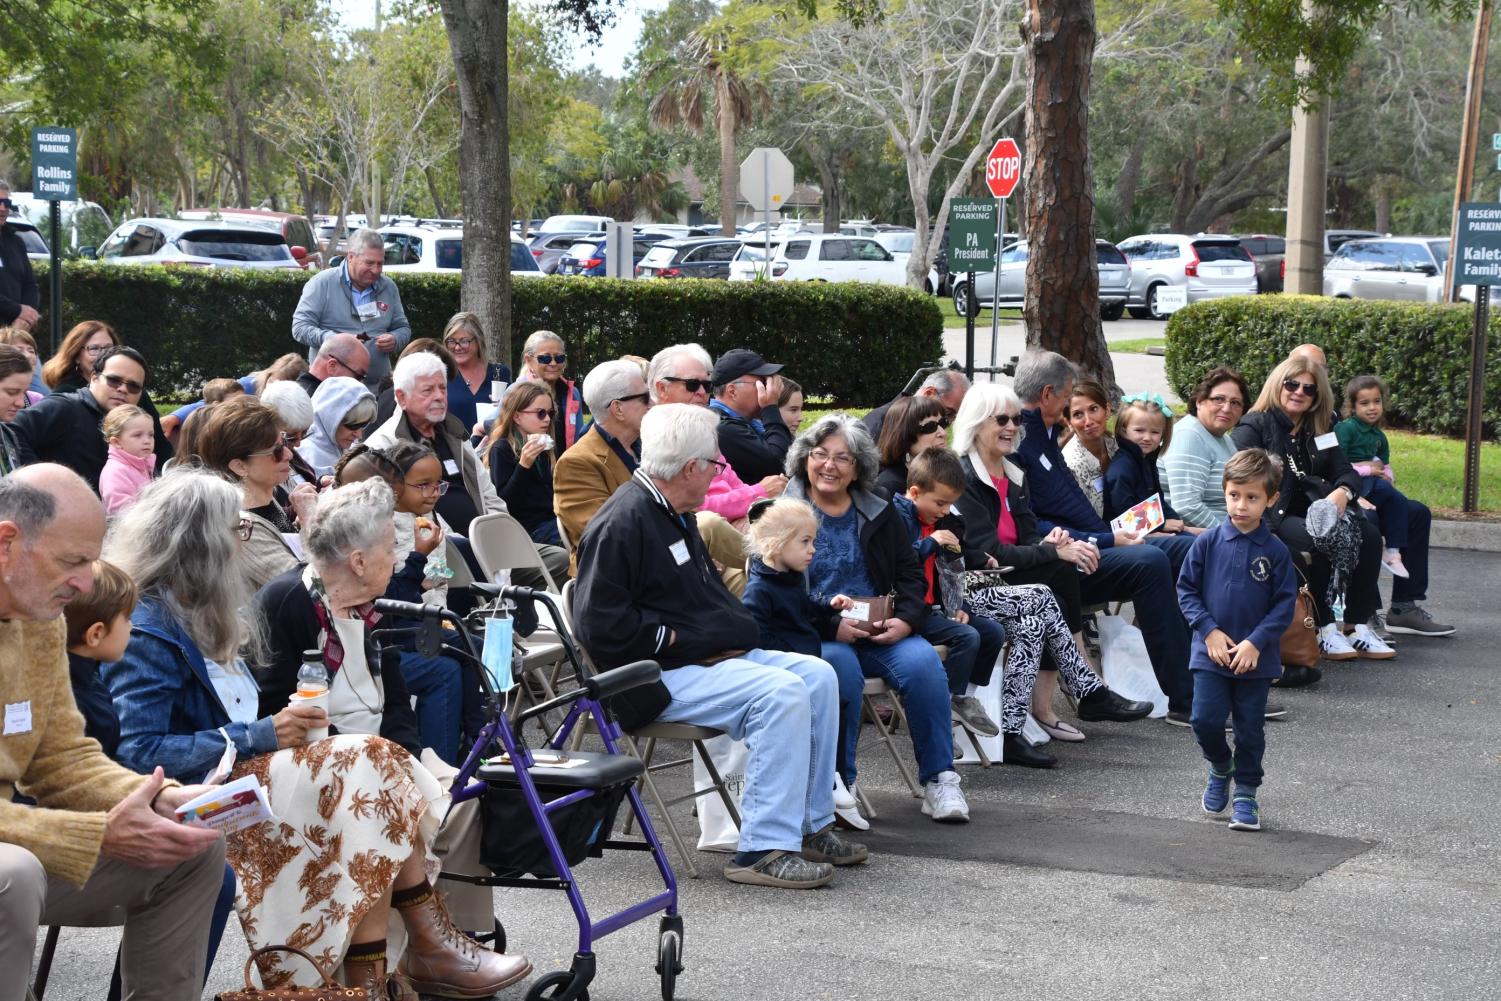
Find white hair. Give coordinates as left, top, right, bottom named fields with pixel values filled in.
left=393, top=351, right=447, bottom=396
left=259, top=381, right=314, bottom=433
left=639, top=403, right=719, bottom=480
left=346, top=227, right=385, bottom=256
left=953, top=382, right=1026, bottom=456
left=523, top=330, right=565, bottom=357
left=647, top=343, right=714, bottom=402
left=305, top=478, right=395, bottom=566
left=582, top=359, right=645, bottom=417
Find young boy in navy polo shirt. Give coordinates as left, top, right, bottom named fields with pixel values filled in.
left=1176, top=448, right=1298, bottom=831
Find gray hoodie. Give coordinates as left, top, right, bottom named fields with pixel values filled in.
left=300, top=376, right=374, bottom=477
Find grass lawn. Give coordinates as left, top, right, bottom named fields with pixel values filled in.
left=938, top=298, right=1023, bottom=328
left=1107, top=336, right=1166, bottom=354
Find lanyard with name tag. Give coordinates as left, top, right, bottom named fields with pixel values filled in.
left=1314, top=432, right=1339, bottom=451
left=355, top=299, right=381, bottom=322
left=3, top=701, right=31, bottom=735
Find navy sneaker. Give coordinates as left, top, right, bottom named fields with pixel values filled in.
left=1202, top=767, right=1231, bottom=814
left=1229, top=796, right=1261, bottom=831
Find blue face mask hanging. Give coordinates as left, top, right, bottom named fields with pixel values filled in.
left=481, top=616, right=515, bottom=693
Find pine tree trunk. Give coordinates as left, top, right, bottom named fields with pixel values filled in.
left=1021, top=0, right=1115, bottom=390
left=717, top=75, right=738, bottom=236
left=439, top=0, right=511, bottom=367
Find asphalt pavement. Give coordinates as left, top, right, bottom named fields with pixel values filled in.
left=29, top=547, right=1500, bottom=1001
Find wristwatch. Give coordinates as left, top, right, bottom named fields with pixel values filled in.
left=1340, top=485, right=1356, bottom=502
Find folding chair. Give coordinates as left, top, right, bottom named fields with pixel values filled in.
left=468, top=511, right=560, bottom=593
left=858, top=677, right=923, bottom=816
left=29, top=908, right=127, bottom=1001
left=559, top=580, right=741, bottom=878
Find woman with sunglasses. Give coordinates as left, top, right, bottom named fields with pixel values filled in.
left=874, top=395, right=950, bottom=497
left=40, top=320, right=174, bottom=459
left=482, top=382, right=560, bottom=545
left=512, top=330, right=584, bottom=457
left=301, top=376, right=377, bottom=478
left=1233, top=357, right=1393, bottom=664
left=442, top=312, right=512, bottom=433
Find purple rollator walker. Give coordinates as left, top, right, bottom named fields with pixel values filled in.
left=371, top=583, right=684, bottom=1001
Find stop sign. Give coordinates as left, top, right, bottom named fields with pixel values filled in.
left=985, top=138, right=1021, bottom=199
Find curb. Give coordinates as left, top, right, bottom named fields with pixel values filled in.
left=1432, top=518, right=1501, bottom=553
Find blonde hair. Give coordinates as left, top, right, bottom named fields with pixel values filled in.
left=745, top=498, right=818, bottom=563
left=1114, top=400, right=1174, bottom=451
left=1251, top=357, right=1335, bottom=434
left=101, top=404, right=150, bottom=442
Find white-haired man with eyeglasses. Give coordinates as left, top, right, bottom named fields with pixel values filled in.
left=574, top=403, right=868, bottom=889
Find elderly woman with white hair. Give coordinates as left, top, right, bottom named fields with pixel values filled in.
left=260, top=379, right=320, bottom=486
left=300, top=375, right=377, bottom=478
left=512, top=329, right=585, bottom=456
left=949, top=383, right=1153, bottom=767
left=102, top=470, right=531, bottom=997
left=782, top=414, right=969, bottom=823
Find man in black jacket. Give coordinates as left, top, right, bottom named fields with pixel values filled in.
left=709, top=348, right=793, bottom=483
left=574, top=403, right=867, bottom=890
left=0, top=183, right=40, bottom=332
left=12, top=346, right=148, bottom=490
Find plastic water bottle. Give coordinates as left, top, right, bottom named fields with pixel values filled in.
left=294, top=651, right=330, bottom=741
left=1331, top=593, right=1345, bottom=625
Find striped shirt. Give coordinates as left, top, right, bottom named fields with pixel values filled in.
left=1160, top=416, right=1237, bottom=529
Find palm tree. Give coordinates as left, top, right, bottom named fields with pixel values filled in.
left=646, top=25, right=769, bottom=236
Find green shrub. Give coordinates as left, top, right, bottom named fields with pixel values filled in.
left=33, top=263, right=942, bottom=406
left=1164, top=294, right=1501, bottom=437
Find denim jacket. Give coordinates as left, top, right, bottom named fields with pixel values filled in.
left=102, top=595, right=279, bottom=782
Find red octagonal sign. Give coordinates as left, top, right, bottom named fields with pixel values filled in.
left=986, top=138, right=1021, bottom=199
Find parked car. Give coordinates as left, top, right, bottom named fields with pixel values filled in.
left=1324, top=228, right=1382, bottom=262
left=9, top=193, right=113, bottom=258
left=178, top=209, right=323, bottom=269
left=8, top=220, right=49, bottom=261
left=727, top=238, right=785, bottom=281
left=529, top=231, right=598, bottom=274
left=1115, top=233, right=1257, bottom=319
left=1237, top=234, right=1286, bottom=292
left=636, top=237, right=743, bottom=279
left=94, top=218, right=304, bottom=270
left=726, top=233, right=908, bottom=285
left=538, top=214, right=613, bottom=235
left=950, top=239, right=1131, bottom=320
left=636, top=224, right=714, bottom=240
left=379, top=223, right=541, bottom=276
left=1322, top=236, right=1471, bottom=303
left=555, top=235, right=663, bottom=276
left=873, top=230, right=944, bottom=294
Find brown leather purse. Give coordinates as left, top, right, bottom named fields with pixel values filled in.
left=1280, top=583, right=1320, bottom=668
left=215, top=946, right=366, bottom=1001
left=841, top=595, right=894, bottom=635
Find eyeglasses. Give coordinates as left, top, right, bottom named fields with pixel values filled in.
left=993, top=413, right=1022, bottom=427
left=661, top=376, right=712, bottom=394
left=246, top=442, right=289, bottom=461
left=1282, top=378, right=1317, bottom=397
left=235, top=517, right=254, bottom=542
left=331, top=355, right=369, bottom=381
left=915, top=418, right=949, bottom=435
left=404, top=479, right=450, bottom=496
left=1205, top=394, right=1245, bottom=410
left=83, top=344, right=112, bottom=357
left=810, top=448, right=855, bottom=469
left=613, top=392, right=651, bottom=407
left=518, top=408, right=553, bottom=421
left=280, top=430, right=306, bottom=445
left=341, top=419, right=371, bottom=432
left=700, top=457, right=728, bottom=474
left=101, top=373, right=144, bottom=394
left=533, top=353, right=566, bottom=365
left=444, top=337, right=477, bottom=349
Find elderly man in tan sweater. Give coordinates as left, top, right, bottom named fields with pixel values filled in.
left=0, top=464, right=225, bottom=1001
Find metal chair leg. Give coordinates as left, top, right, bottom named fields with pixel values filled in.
left=633, top=748, right=700, bottom=879
left=692, top=740, right=741, bottom=829
left=31, top=926, right=61, bottom=1000
left=867, top=690, right=923, bottom=797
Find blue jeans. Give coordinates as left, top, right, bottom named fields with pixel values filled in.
left=1081, top=543, right=1193, bottom=713
left=920, top=607, right=1007, bottom=694
left=1360, top=476, right=1409, bottom=549
left=657, top=649, right=838, bottom=852
left=1189, top=671, right=1272, bottom=792
left=1361, top=486, right=1432, bottom=605
left=400, top=649, right=465, bottom=766
left=530, top=518, right=562, bottom=547
left=1144, top=531, right=1194, bottom=581
left=821, top=634, right=954, bottom=786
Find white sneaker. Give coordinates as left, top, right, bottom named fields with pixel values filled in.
left=1381, top=552, right=1410, bottom=578
left=832, top=774, right=857, bottom=810
left=833, top=777, right=870, bottom=831
left=921, top=770, right=970, bottom=823
left=1349, top=623, right=1397, bottom=660
left=1319, top=623, right=1358, bottom=661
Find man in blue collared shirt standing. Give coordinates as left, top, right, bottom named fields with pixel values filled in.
left=292, top=228, right=411, bottom=390
left=1177, top=448, right=1297, bottom=833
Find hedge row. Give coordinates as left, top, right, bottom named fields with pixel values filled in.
left=1163, top=294, right=1500, bottom=437
left=32, top=262, right=942, bottom=407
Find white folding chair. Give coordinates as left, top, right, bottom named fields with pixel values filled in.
left=468, top=510, right=559, bottom=593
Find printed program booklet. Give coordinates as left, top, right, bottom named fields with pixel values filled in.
left=175, top=774, right=275, bottom=834
left=1110, top=492, right=1165, bottom=538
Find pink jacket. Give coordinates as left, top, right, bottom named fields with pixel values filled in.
left=99, top=445, right=156, bottom=515
left=700, top=450, right=767, bottom=522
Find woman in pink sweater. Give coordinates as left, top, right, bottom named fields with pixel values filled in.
left=98, top=404, right=157, bottom=514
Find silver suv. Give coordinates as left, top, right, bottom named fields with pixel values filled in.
left=1115, top=233, right=1257, bottom=319
left=1323, top=236, right=1470, bottom=303
left=950, top=239, right=1131, bottom=320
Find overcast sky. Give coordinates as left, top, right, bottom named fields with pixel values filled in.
left=328, top=0, right=661, bottom=78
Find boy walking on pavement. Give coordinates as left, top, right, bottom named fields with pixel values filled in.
left=1176, top=448, right=1298, bottom=831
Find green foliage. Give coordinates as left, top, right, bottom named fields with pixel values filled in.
left=34, top=263, right=941, bottom=406
left=1164, top=295, right=1501, bottom=437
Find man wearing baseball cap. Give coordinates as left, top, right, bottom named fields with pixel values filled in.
left=710, top=348, right=794, bottom=483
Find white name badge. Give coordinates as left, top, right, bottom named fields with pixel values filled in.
left=3, top=701, right=32, bottom=735
left=669, top=540, right=690, bottom=565
left=1039, top=454, right=1053, bottom=471
left=1314, top=432, right=1339, bottom=451
left=1091, top=476, right=1105, bottom=493
left=356, top=300, right=381, bottom=321
left=442, top=458, right=460, bottom=476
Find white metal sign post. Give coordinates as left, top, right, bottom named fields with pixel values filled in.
left=984, top=138, right=1022, bottom=371
left=740, top=147, right=794, bottom=278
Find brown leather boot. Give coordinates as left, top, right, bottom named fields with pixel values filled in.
left=397, top=891, right=532, bottom=998
left=343, top=955, right=418, bottom=1000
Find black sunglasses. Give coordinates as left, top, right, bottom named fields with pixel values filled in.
left=662, top=376, right=712, bottom=394
left=915, top=419, right=949, bottom=435
left=534, top=353, right=566, bottom=365
left=101, top=373, right=144, bottom=394
left=1282, top=378, right=1318, bottom=397
left=0, top=199, right=14, bottom=210
left=613, top=392, right=651, bottom=407
left=994, top=414, right=1022, bottom=427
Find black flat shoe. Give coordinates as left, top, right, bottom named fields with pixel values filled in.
left=1002, top=733, right=1058, bottom=769
left=1075, top=688, right=1154, bottom=723
left=1272, top=665, right=1323, bottom=688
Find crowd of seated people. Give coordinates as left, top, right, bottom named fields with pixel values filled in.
left=0, top=289, right=1461, bottom=998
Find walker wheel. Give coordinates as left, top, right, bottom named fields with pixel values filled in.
left=473, top=916, right=505, bottom=954
left=656, top=929, right=682, bottom=1001
left=525, top=970, right=589, bottom=1001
